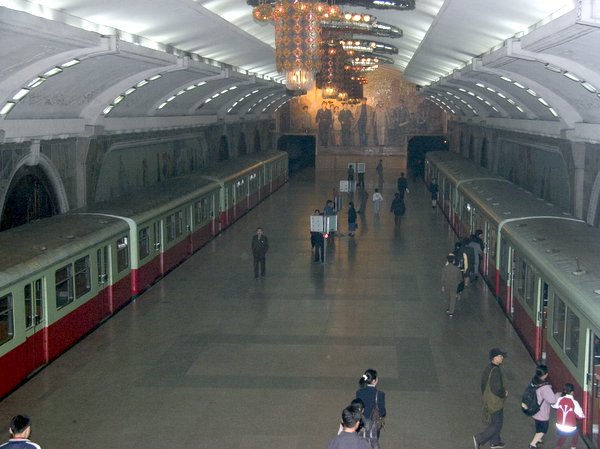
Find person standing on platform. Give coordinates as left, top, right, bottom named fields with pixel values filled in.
left=429, top=178, right=439, bottom=208
left=316, top=101, right=333, bottom=147
left=325, top=406, right=372, bottom=449
left=356, top=369, right=386, bottom=445
left=467, top=234, right=483, bottom=282
left=527, top=365, right=556, bottom=449
left=348, top=202, right=357, bottom=236
left=357, top=97, right=371, bottom=146
left=396, top=172, right=409, bottom=198
left=473, top=348, right=508, bottom=449
left=2, top=415, right=41, bottom=449
left=372, top=188, right=383, bottom=215
left=251, top=227, right=269, bottom=278
left=441, top=253, right=463, bottom=317
left=376, top=159, right=384, bottom=189
left=339, top=103, right=354, bottom=146
left=552, top=383, right=585, bottom=449
left=390, top=193, right=405, bottom=225
left=347, top=164, right=355, bottom=191
left=357, top=185, right=369, bottom=214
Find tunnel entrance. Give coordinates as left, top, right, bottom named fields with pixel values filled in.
left=1, top=165, right=59, bottom=231
left=277, top=134, right=316, bottom=174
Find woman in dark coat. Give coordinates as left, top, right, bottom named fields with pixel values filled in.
left=390, top=193, right=405, bottom=224
left=356, top=369, right=386, bottom=442
left=348, top=201, right=357, bottom=236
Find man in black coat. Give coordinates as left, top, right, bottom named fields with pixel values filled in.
left=251, top=227, right=269, bottom=278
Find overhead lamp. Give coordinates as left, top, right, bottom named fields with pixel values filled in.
left=102, top=105, right=114, bottom=115
left=43, top=67, right=63, bottom=77
left=61, top=59, right=80, bottom=68
left=0, top=102, right=16, bottom=115
left=563, top=72, right=581, bottom=82
left=112, top=95, right=125, bottom=105
left=581, top=81, right=597, bottom=93
left=544, top=63, right=562, bottom=73
left=148, top=74, right=162, bottom=81
left=136, top=80, right=149, bottom=88
left=27, top=77, right=46, bottom=88
left=12, top=88, right=31, bottom=101
left=124, top=87, right=136, bottom=96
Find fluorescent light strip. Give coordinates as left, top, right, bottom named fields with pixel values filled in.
left=0, top=102, right=16, bottom=115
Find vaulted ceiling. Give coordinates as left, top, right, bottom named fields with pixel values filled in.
left=3, top=0, right=600, bottom=143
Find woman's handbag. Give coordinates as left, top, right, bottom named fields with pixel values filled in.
left=371, top=390, right=385, bottom=431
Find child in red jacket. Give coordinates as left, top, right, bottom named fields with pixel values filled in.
left=552, top=383, right=585, bottom=449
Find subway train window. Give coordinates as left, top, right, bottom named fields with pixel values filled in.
left=566, top=309, right=580, bottom=366
left=0, top=293, right=13, bottom=344
left=167, top=214, right=176, bottom=242
left=74, top=256, right=91, bottom=298
left=176, top=211, right=184, bottom=236
left=116, top=237, right=129, bottom=272
left=553, top=295, right=567, bottom=350
left=25, top=279, right=43, bottom=327
left=139, top=227, right=150, bottom=259
left=55, top=265, right=74, bottom=308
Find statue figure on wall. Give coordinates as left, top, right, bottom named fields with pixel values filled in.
left=338, top=103, right=354, bottom=146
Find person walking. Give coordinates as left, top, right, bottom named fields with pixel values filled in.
left=372, top=188, right=383, bottom=215
left=325, top=406, right=372, bottom=449
left=356, top=369, right=386, bottom=445
left=429, top=178, right=439, bottom=208
left=396, top=172, right=409, bottom=199
left=474, top=348, right=508, bottom=449
left=251, top=227, right=269, bottom=278
left=348, top=202, right=357, bottom=236
left=552, top=383, right=585, bottom=449
left=441, top=253, right=463, bottom=317
left=1, top=415, right=41, bottom=449
left=527, top=365, right=556, bottom=449
left=357, top=185, right=369, bottom=214
left=376, top=159, right=384, bottom=189
left=390, top=193, right=405, bottom=225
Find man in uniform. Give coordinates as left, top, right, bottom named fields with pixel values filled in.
left=251, top=227, right=269, bottom=278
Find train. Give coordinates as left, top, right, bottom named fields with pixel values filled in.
left=425, top=150, right=600, bottom=446
left=0, top=151, right=288, bottom=399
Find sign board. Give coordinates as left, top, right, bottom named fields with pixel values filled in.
left=339, top=180, right=349, bottom=192
left=325, top=215, right=337, bottom=232
left=357, top=162, right=366, bottom=173
left=310, top=215, right=324, bottom=232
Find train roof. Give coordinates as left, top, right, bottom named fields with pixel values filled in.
left=78, top=172, right=219, bottom=222
left=0, top=214, right=128, bottom=287
left=459, top=179, right=577, bottom=225
left=202, top=151, right=286, bottom=183
left=426, top=151, right=506, bottom=185
left=503, top=218, right=600, bottom=326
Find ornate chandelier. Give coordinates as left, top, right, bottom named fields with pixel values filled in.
left=253, top=1, right=341, bottom=91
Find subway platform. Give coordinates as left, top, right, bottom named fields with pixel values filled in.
left=0, top=167, right=560, bottom=449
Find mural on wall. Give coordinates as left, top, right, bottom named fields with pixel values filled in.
left=289, top=66, right=445, bottom=146
left=94, top=136, right=208, bottom=202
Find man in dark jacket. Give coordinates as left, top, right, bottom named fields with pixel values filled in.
left=396, top=172, right=409, bottom=198
left=251, top=227, right=269, bottom=278
left=474, top=348, right=508, bottom=449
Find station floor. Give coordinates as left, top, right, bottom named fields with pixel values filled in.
left=0, top=168, right=573, bottom=449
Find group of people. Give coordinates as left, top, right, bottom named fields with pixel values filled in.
left=326, top=369, right=386, bottom=449
left=474, top=349, right=585, bottom=449
left=440, top=229, right=485, bottom=316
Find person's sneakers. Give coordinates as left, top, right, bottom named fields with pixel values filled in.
left=473, top=436, right=480, bottom=449
left=490, top=442, right=505, bottom=449
left=446, top=310, right=454, bottom=317
left=528, top=445, right=537, bottom=449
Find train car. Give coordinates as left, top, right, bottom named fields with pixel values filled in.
left=0, top=214, right=130, bottom=399
left=206, top=151, right=288, bottom=231
left=78, top=175, right=221, bottom=296
left=426, top=150, right=600, bottom=446
left=0, top=152, right=289, bottom=399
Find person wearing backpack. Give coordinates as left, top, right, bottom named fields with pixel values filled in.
left=356, top=369, right=386, bottom=445
left=552, top=383, right=585, bottom=449
left=524, top=365, right=556, bottom=449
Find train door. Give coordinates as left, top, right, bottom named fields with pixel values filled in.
left=153, top=220, right=164, bottom=274
left=23, top=278, right=48, bottom=374
left=96, top=245, right=112, bottom=315
left=588, top=333, right=600, bottom=448
left=536, top=280, right=549, bottom=362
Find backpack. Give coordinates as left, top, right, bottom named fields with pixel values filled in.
left=521, top=382, right=546, bottom=416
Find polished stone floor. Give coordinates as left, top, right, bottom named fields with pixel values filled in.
left=0, top=167, right=568, bottom=449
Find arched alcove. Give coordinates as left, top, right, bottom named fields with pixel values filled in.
left=0, top=164, right=60, bottom=231
left=468, top=135, right=475, bottom=160
left=218, top=136, right=229, bottom=161
left=239, top=132, right=247, bottom=156
left=481, top=138, right=488, bottom=169
left=254, top=129, right=262, bottom=153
